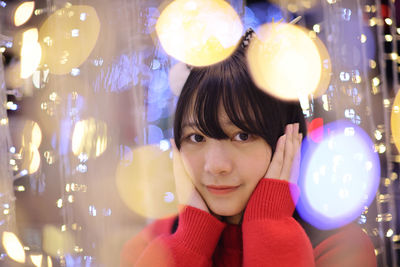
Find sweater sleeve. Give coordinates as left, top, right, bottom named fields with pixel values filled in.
left=314, top=223, right=377, bottom=267
left=242, top=178, right=315, bottom=267
left=130, top=206, right=226, bottom=267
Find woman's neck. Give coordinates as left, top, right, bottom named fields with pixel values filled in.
left=224, top=211, right=243, bottom=225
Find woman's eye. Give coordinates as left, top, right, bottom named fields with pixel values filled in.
left=233, top=132, right=249, bottom=141
left=189, top=134, right=204, bottom=143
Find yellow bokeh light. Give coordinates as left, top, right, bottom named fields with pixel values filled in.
left=39, top=5, right=100, bottom=74
left=22, top=120, right=42, bottom=148
left=14, top=1, right=35, bottom=26
left=385, top=18, right=393, bottom=25
left=30, top=254, right=42, bottom=267
left=156, top=0, right=243, bottom=66
left=48, top=256, right=53, bottom=267
left=391, top=90, right=400, bottom=153
left=19, top=143, right=41, bottom=174
left=72, top=118, right=108, bottom=158
left=247, top=22, right=331, bottom=100
left=270, top=0, right=318, bottom=11
left=116, top=145, right=178, bottom=219
left=2, top=232, right=25, bottom=263
left=20, top=28, right=42, bottom=79
left=43, top=225, right=74, bottom=257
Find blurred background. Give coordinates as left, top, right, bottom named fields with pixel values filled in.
left=1, top=0, right=400, bottom=266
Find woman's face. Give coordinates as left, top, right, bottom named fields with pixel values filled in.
left=179, top=107, right=272, bottom=224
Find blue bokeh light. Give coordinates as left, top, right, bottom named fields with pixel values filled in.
left=295, top=120, right=380, bottom=230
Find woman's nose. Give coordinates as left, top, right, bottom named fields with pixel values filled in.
left=203, top=141, right=233, bottom=176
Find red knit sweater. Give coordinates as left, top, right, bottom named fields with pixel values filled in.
left=120, top=179, right=377, bottom=267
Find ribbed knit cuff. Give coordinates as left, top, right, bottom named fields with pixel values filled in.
left=172, top=206, right=226, bottom=258
left=243, top=178, right=299, bottom=222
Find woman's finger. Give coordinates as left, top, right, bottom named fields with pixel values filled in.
left=264, top=134, right=286, bottom=179
left=280, top=123, right=296, bottom=180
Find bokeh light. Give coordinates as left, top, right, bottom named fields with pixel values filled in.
left=39, top=5, right=100, bottom=74
left=308, top=117, right=324, bottom=143
left=14, top=1, right=35, bottom=27
left=115, top=145, right=178, bottom=219
left=71, top=118, right=108, bottom=159
left=247, top=22, right=331, bottom=100
left=20, top=143, right=41, bottom=174
left=2, top=232, right=25, bottom=263
left=22, top=120, right=42, bottom=148
left=296, top=120, right=380, bottom=230
left=30, top=254, right=42, bottom=267
left=20, top=28, right=42, bottom=79
left=156, top=0, right=243, bottom=66
left=391, top=90, right=400, bottom=153
left=269, top=0, right=318, bottom=13
left=18, top=120, right=42, bottom=174
left=42, top=225, right=74, bottom=257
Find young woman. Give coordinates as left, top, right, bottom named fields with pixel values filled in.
left=120, top=30, right=377, bottom=267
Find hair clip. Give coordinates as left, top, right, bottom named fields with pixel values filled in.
left=241, top=28, right=256, bottom=49
left=240, top=16, right=301, bottom=49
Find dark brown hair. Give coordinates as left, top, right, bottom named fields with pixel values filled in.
left=173, top=43, right=307, bottom=153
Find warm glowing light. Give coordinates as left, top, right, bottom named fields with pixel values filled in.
left=270, top=0, right=318, bottom=11
left=2, top=232, right=25, bottom=263
left=313, top=24, right=320, bottom=33
left=22, top=120, right=42, bottom=148
left=391, top=90, right=400, bottom=153
left=39, top=5, right=100, bottom=74
left=116, top=145, right=178, bottom=219
left=296, top=121, right=380, bottom=230
left=372, top=77, right=380, bottom=87
left=56, top=198, right=63, bottom=208
left=43, top=225, right=74, bottom=257
left=20, top=28, right=42, bottom=79
left=30, top=254, right=43, bottom=267
left=14, top=1, right=35, bottom=26
left=72, top=118, right=108, bottom=158
left=385, top=18, right=393, bottom=25
left=360, top=34, right=367, bottom=43
left=17, top=185, right=25, bottom=192
left=156, top=0, right=243, bottom=66
left=19, top=143, right=41, bottom=174
left=385, top=35, right=393, bottom=42
left=369, top=18, right=377, bottom=27
left=383, top=98, right=391, bottom=108
left=369, top=59, right=376, bottom=69
left=247, top=22, right=331, bottom=100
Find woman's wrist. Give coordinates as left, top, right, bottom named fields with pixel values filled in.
left=243, top=178, right=298, bottom=222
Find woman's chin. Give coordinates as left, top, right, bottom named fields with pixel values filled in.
left=209, top=207, right=242, bottom=217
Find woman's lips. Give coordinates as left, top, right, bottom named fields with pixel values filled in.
left=206, top=185, right=240, bottom=195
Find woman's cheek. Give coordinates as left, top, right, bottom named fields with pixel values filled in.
left=180, top=151, right=199, bottom=182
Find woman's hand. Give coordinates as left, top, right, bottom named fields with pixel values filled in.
left=170, top=139, right=209, bottom=213
left=264, top=123, right=303, bottom=183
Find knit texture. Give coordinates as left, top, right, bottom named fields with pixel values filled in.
left=121, top=179, right=377, bottom=267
